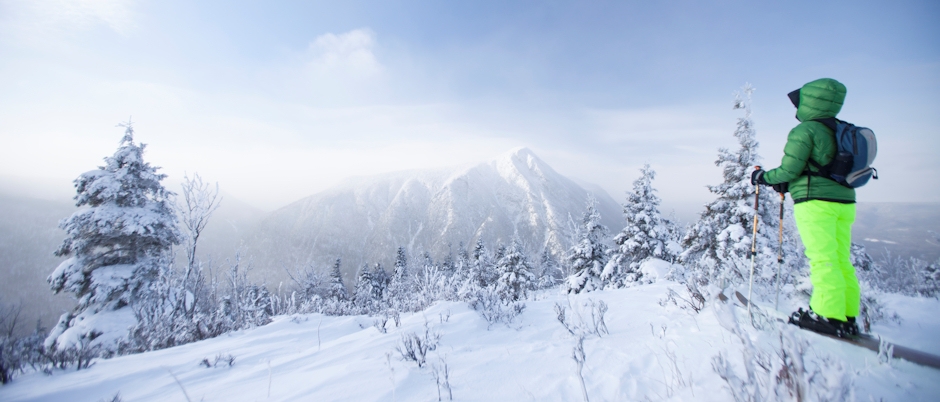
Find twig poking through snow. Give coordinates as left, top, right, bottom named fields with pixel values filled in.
left=432, top=356, right=453, bottom=401
left=267, top=360, right=273, bottom=398
left=573, top=336, right=589, bottom=402
left=385, top=352, right=396, bottom=402
left=163, top=367, right=192, bottom=402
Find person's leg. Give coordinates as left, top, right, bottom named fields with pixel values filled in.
left=836, top=203, right=859, bottom=318
left=793, top=200, right=847, bottom=321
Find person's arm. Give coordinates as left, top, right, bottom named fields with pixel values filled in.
left=764, top=125, right=812, bottom=184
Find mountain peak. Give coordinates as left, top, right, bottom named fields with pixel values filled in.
left=488, top=147, right=555, bottom=186
left=250, top=146, right=623, bottom=277
left=497, top=147, right=539, bottom=166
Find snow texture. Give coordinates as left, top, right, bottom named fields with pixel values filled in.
left=3, top=282, right=939, bottom=401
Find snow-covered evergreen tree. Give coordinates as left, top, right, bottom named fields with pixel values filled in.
left=327, top=259, right=348, bottom=302
left=537, top=249, right=562, bottom=289
left=566, top=195, right=610, bottom=294
left=450, top=245, right=471, bottom=294
left=678, top=84, right=801, bottom=298
left=47, top=122, right=181, bottom=351
left=219, top=257, right=273, bottom=329
left=494, top=238, right=535, bottom=301
left=605, top=164, right=679, bottom=288
left=369, top=263, right=390, bottom=306
left=392, top=247, right=409, bottom=286
left=464, top=239, right=491, bottom=290
left=353, top=264, right=375, bottom=313
left=388, top=247, right=412, bottom=310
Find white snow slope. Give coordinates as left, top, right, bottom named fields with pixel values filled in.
left=3, top=280, right=939, bottom=401
left=246, top=147, right=622, bottom=280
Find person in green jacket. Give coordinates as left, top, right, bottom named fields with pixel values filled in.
left=751, top=78, right=859, bottom=337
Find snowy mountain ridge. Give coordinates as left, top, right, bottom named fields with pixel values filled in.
left=245, top=147, right=622, bottom=280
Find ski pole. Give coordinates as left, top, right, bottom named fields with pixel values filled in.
left=775, top=191, right=784, bottom=311
left=747, top=166, right=761, bottom=321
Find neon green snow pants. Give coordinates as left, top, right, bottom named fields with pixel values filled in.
left=793, top=200, right=859, bottom=321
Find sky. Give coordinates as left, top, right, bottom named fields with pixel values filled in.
left=0, top=0, right=938, bottom=212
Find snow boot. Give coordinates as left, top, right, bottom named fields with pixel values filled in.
left=788, top=308, right=848, bottom=338
left=845, top=316, right=860, bottom=336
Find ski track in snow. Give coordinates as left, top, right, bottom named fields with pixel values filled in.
left=3, top=282, right=940, bottom=401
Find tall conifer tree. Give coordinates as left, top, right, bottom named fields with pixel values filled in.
left=47, top=122, right=181, bottom=350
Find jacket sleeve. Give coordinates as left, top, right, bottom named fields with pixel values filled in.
left=764, top=124, right=812, bottom=184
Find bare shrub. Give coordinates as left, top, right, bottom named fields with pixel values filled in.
left=660, top=283, right=705, bottom=313
left=554, top=298, right=608, bottom=338
left=395, top=324, right=441, bottom=368
left=712, top=302, right=852, bottom=402
left=468, top=286, right=525, bottom=328
left=199, top=353, right=235, bottom=368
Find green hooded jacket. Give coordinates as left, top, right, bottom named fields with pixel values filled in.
left=763, top=78, right=856, bottom=203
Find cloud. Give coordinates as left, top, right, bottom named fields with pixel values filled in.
left=306, top=28, right=382, bottom=79
left=263, top=28, right=387, bottom=105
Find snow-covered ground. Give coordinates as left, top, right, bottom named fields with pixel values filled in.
left=3, top=282, right=939, bottom=401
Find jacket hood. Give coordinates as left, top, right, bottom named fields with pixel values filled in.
left=794, top=78, right=846, bottom=122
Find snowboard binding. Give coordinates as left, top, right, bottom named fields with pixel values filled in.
left=788, top=307, right=855, bottom=338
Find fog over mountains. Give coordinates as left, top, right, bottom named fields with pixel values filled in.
left=244, top=147, right=622, bottom=285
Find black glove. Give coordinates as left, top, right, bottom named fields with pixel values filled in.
left=750, top=169, right=766, bottom=186
left=771, top=182, right=789, bottom=194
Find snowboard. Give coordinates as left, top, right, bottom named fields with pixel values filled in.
left=719, top=290, right=940, bottom=370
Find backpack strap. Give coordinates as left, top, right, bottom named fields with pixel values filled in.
left=813, top=117, right=839, bottom=132
left=804, top=159, right=830, bottom=178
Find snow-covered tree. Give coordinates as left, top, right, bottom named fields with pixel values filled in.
left=217, top=255, right=273, bottom=330
left=494, top=238, right=535, bottom=301
left=179, top=172, right=221, bottom=271
left=291, top=263, right=325, bottom=302
left=862, top=248, right=940, bottom=297
left=388, top=247, right=411, bottom=309
left=47, top=122, right=181, bottom=351
left=537, top=249, right=562, bottom=289
left=414, top=253, right=446, bottom=308
left=353, top=264, right=375, bottom=312
left=127, top=172, right=225, bottom=352
left=449, top=245, right=471, bottom=294
left=462, top=239, right=491, bottom=292
left=369, top=263, right=390, bottom=305
left=327, top=259, right=348, bottom=302
left=566, top=195, right=610, bottom=294
left=679, top=84, right=801, bottom=297
left=605, top=164, right=679, bottom=288
left=391, top=247, right=410, bottom=289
